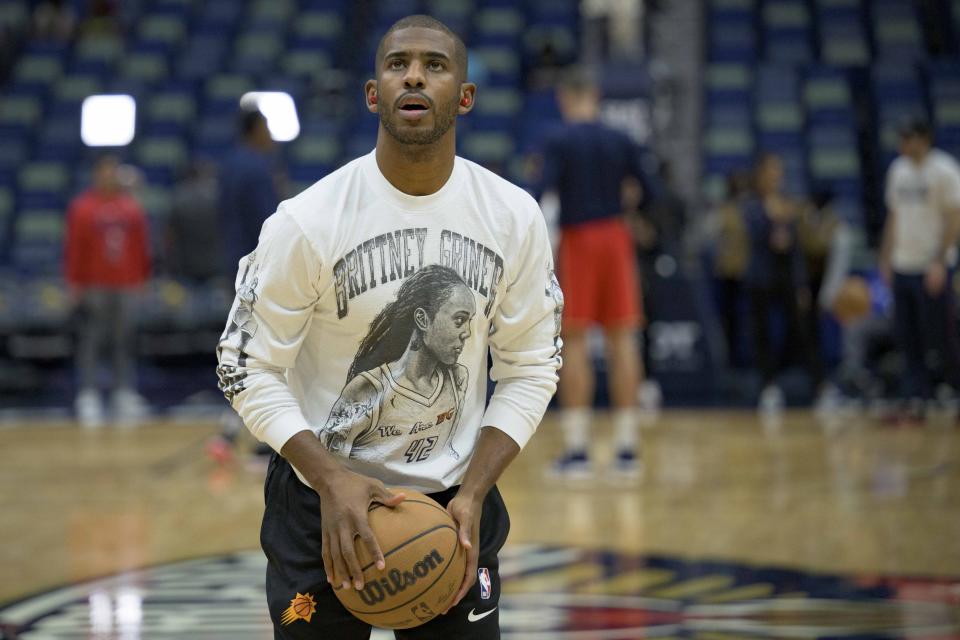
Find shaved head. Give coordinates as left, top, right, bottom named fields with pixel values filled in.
left=375, top=14, right=468, bottom=82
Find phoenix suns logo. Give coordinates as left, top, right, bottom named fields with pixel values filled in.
left=280, top=592, right=317, bottom=625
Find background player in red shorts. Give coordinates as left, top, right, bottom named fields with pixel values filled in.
left=540, top=67, right=653, bottom=478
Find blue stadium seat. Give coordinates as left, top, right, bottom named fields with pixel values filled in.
left=247, top=0, right=295, bottom=28
left=0, top=138, right=29, bottom=173
left=473, top=6, right=525, bottom=47
left=756, top=63, right=799, bottom=103
left=11, top=209, right=65, bottom=277
left=707, top=104, right=753, bottom=130
left=50, top=75, right=102, bottom=117
left=930, top=65, right=960, bottom=141
left=176, top=34, right=228, bottom=80
left=765, top=29, right=814, bottom=64
left=144, top=91, right=197, bottom=137
left=473, top=46, right=522, bottom=86
left=10, top=52, right=63, bottom=95
left=0, top=187, right=13, bottom=260
left=872, top=63, right=929, bottom=161
left=136, top=14, right=187, bottom=54
left=803, top=67, right=853, bottom=125
left=705, top=64, right=753, bottom=123
left=0, top=94, right=43, bottom=140
left=34, top=114, right=82, bottom=163
left=709, top=16, right=758, bottom=62
left=288, top=9, right=343, bottom=54
left=135, top=136, right=189, bottom=186
left=203, top=74, right=255, bottom=115
left=193, top=115, right=236, bottom=159
left=871, top=0, right=925, bottom=61
left=120, top=51, right=170, bottom=87
left=231, top=29, right=284, bottom=75
left=281, top=46, right=334, bottom=81
left=778, top=148, right=809, bottom=196
left=821, top=21, right=870, bottom=66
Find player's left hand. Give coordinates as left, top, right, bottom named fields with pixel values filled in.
left=443, top=492, right=483, bottom=613
left=924, top=261, right=947, bottom=296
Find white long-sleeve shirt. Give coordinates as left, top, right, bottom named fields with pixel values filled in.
left=885, top=148, right=960, bottom=273
left=216, top=151, right=563, bottom=493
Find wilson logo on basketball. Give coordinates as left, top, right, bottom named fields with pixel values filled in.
left=359, top=549, right=445, bottom=606
left=280, top=592, right=317, bottom=625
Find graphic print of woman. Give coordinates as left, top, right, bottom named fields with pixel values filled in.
left=320, top=265, right=476, bottom=463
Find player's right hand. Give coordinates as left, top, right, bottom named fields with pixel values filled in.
left=315, top=469, right=405, bottom=592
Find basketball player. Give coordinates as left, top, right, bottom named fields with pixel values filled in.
left=539, top=67, right=650, bottom=478
left=880, top=118, right=960, bottom=416
left=216, top=15, right=562, bottom=639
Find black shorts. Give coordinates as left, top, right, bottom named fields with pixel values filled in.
left=261, top=454, right=510, bottom=639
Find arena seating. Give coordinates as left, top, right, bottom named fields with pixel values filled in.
left=702, top=0, right=960, bottom=237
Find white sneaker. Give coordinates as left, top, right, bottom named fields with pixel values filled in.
left=112, top=388, right=150, bottom=425
left=75, top=388, right=104, bottom=429
left=759, top=385, right=785, bottom=414
left=638, top=380, right=663, bottom=412
left=814, top=384, right=842, bottom=417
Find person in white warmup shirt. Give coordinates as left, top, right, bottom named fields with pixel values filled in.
left=215, top=15, right=563, bottom=640
left=880, top=118, right=960, bottom=417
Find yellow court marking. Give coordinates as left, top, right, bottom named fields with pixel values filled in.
left=503, top=562, right=603, bottom=593
left=697, top=583, right=775, bottom=603
left=649, top=575, right=735, bottom=599
left=576, top=568, right=676, bottom=594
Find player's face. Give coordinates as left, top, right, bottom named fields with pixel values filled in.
left=756, top=155, right=784, bottom=194
left=374, top=27, right=463, bottom=146
left=421, top=285, right=476, bottom=365
left=93, top=157, right=120, bottom=192
left=899, top=134, right=930, bottom=161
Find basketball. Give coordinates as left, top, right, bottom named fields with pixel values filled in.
left=832, top=276, right=872, bottom=324
left=332, top=490, right=466, bottom=629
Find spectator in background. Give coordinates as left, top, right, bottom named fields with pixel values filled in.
left=880, top=118, right=960, bottom=418
left=712, top=171, right=751, bottom=367
left=167, top=160, right=223, bottom=285
left=634, top=160, right=686, bottom=258
left=64, top=154, right=151, bottom=427
left=79, top=0, right=120, bottom=37
left=539, top=66, right=653, bottom=478
left=215, top=108, right=285, bottom=460
left=744, top=152, right=824, bottom=413
left=629, top=159, right=686, bottom=409
left=32, top=0, right=76, bottom=43
left=798, top=188, right=845, bottom=349
left=799, top=190, right=840, bottom=304
left=219, top=108, right=281, bottom=274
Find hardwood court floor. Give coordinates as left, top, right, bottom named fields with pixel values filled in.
left=1, top=410, right=958, bottom=607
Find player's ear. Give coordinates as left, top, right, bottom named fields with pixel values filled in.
left=458, top=83, right=476, bottom=115
left=414, top=308, right=429, bottom=331
left=365, top=79, right=378, bottom=113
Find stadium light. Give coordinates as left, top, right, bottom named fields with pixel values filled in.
left=240, top=91, right=300, bottom=142
left=81, top=95, right=136, bottom=147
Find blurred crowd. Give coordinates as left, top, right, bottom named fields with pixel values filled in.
left=699, top=119, right=960, bottom=420
left=55, top=105, right=960, bottom=430
left=63, top=107, right=284, bottom=426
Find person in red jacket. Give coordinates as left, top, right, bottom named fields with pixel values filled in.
left=64, top=154, right=151, bottom=427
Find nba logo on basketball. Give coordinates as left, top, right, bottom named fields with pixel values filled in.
left=478, top=568, right=492, bottom=600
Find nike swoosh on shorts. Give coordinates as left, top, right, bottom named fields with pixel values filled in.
left=467, top=607, right=497, bottom=622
